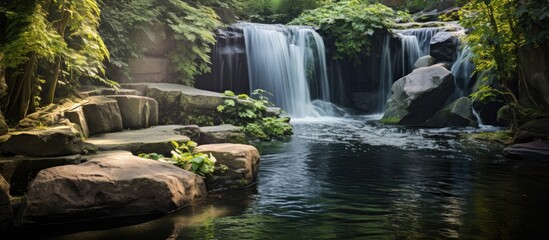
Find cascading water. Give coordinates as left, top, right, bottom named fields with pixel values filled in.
left=237, top=23, right=336, bottom=117
left=450, top=44, right=475, bottom=101
left=377, top=36, right=393, bottom=113
left=393, top=28, right=442, bottom=78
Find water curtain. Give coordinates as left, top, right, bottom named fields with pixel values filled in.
left=237, top=23, right=331, bottom=117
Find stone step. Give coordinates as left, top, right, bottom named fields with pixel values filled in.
left=84, top=125, right=195, bottom=155
left=105, top=95, right=159, bottom=130
left=122, top=83, right=231, bottom=126
left=198, top=124, right=246, bottom=145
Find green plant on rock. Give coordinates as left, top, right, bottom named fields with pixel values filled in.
left=169, top=141, right=216, bottom=176
left=139, top=141, right=217, bottom=176
left=217, top=89, right=293, bottom=140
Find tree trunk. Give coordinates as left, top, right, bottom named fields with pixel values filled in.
left=43, top=9, right=70, bottom=105
left=5, top=54, right=37, bottom=122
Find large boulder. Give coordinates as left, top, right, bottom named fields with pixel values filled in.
left=0, top=154, right=82, bottom=196
left=106, top=95, right=158, bottom=129
left=0, top=126, right=83, bottom=157
left=504, top=140, right=549, bottom=160
left=81, top=96, right=123, bottom=136
left=514, top=118, right=549, bottom=143
left=20, top=151, right=206, bottom=224
left=199, top=125, right=247, bottom=145
left=414, top=55, right=436, bottom=69
left=0, top=175, right=13, bottom=231
left=84, top=125, right=192, bottom=156
left=381, top=65, right=456, bottom=125
left=430, top=32, right=459, bottom=63
left=196, top=144, right=260, bottom=191
left=425, top=97, right=477, bottom=127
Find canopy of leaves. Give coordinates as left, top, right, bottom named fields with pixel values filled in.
left=290, top=0, right=395, bottom=61
left=0, top=0, right=112, bottom=121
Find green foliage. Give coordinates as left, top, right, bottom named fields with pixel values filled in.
left=139, top=141, right=218, bottom=176
left=243, top=117, right=293, bottom=140
left=0, top=0, right=113, bottom=121
left=515, top=0, right=549, bottom=46
left=169, top=141, right=217, bottom=176
left=459, top=0, right=549, bottom=132
left=290, top=0, right=395, bottom=61
left=218, top=89, right=293, bottom=140
left=138, top=152, right=165, bottom=160
left=242, top=0, right=327, bottom=23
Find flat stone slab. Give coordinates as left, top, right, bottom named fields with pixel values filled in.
left=0, top=126, right=84, bottom=157
left=199, top=124, right=247, bottom=144
left=504, top=141, right=549, bottom=160
left=85, top=125, right=192, bottom=155
left=20, top=150, right=206, bottom=224
left=123, top=83, right=224, bottom=98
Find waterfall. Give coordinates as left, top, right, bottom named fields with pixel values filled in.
left=237, top=23, right=334, bottom=117
left=377, top=36, right=393, bottom=113
left=450, top=45, right=475, bottom=101
left=394, top=28, right=443, bottom=78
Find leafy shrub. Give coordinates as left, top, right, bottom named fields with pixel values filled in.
left=290, top=0, right=395, bottom=62
left=217, top=89, right=293, bottom=140
left=139, top=141, right=218, bottom=176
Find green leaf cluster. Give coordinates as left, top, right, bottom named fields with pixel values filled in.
left=290, top=0, right=396, bottom=61
left=139, top=140, right=218, bottom=176
left=218, top=89, right=293, bottom=140
left=1, top=0, right=113, bottom=122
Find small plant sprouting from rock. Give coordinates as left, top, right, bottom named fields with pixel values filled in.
left=138, top=141, right=219, bottom=177
left=217, top=89, right=293, bottom=140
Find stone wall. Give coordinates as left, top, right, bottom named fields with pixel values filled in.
left=115, top=24, right=177, bottom=84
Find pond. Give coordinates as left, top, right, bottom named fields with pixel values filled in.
left=32, top=115, right=549, bottom=239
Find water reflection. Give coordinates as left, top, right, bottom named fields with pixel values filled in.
left=33, top=116, right=549, bottom=239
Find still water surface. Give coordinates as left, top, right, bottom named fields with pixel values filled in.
left=39, top=115, right=549, bottom=239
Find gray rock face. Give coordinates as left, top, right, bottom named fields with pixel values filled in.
left=106, top=95, right=159, bottom=129
left=64, top=106, right=89, bottom=139
left=514, top=118, right=549, bottom=143
left=82, top=96, right=123, bottom=136
left=199, top=125, right=247, bottom=145
left=414, top=55, right=436, bottom=69
left=504, top=141, right=549, bottom=160
left=0, top=126, right=83, bottom=157
left=123, top=83, right=227, bottom=125
left=0, top=154, right=82, bottom=196
left=0, top=175, right=13, bottom=231
left=84, top=125, right=191, bottom=155
left=381, top=65, right=456, bottom=125
left=425, top=97, right=477, bottom=127
left=196, top=144, right=260, bottom=191
left=21, top=151, right=206, bottom=224
left=430, top=32, right=459, bottom=63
